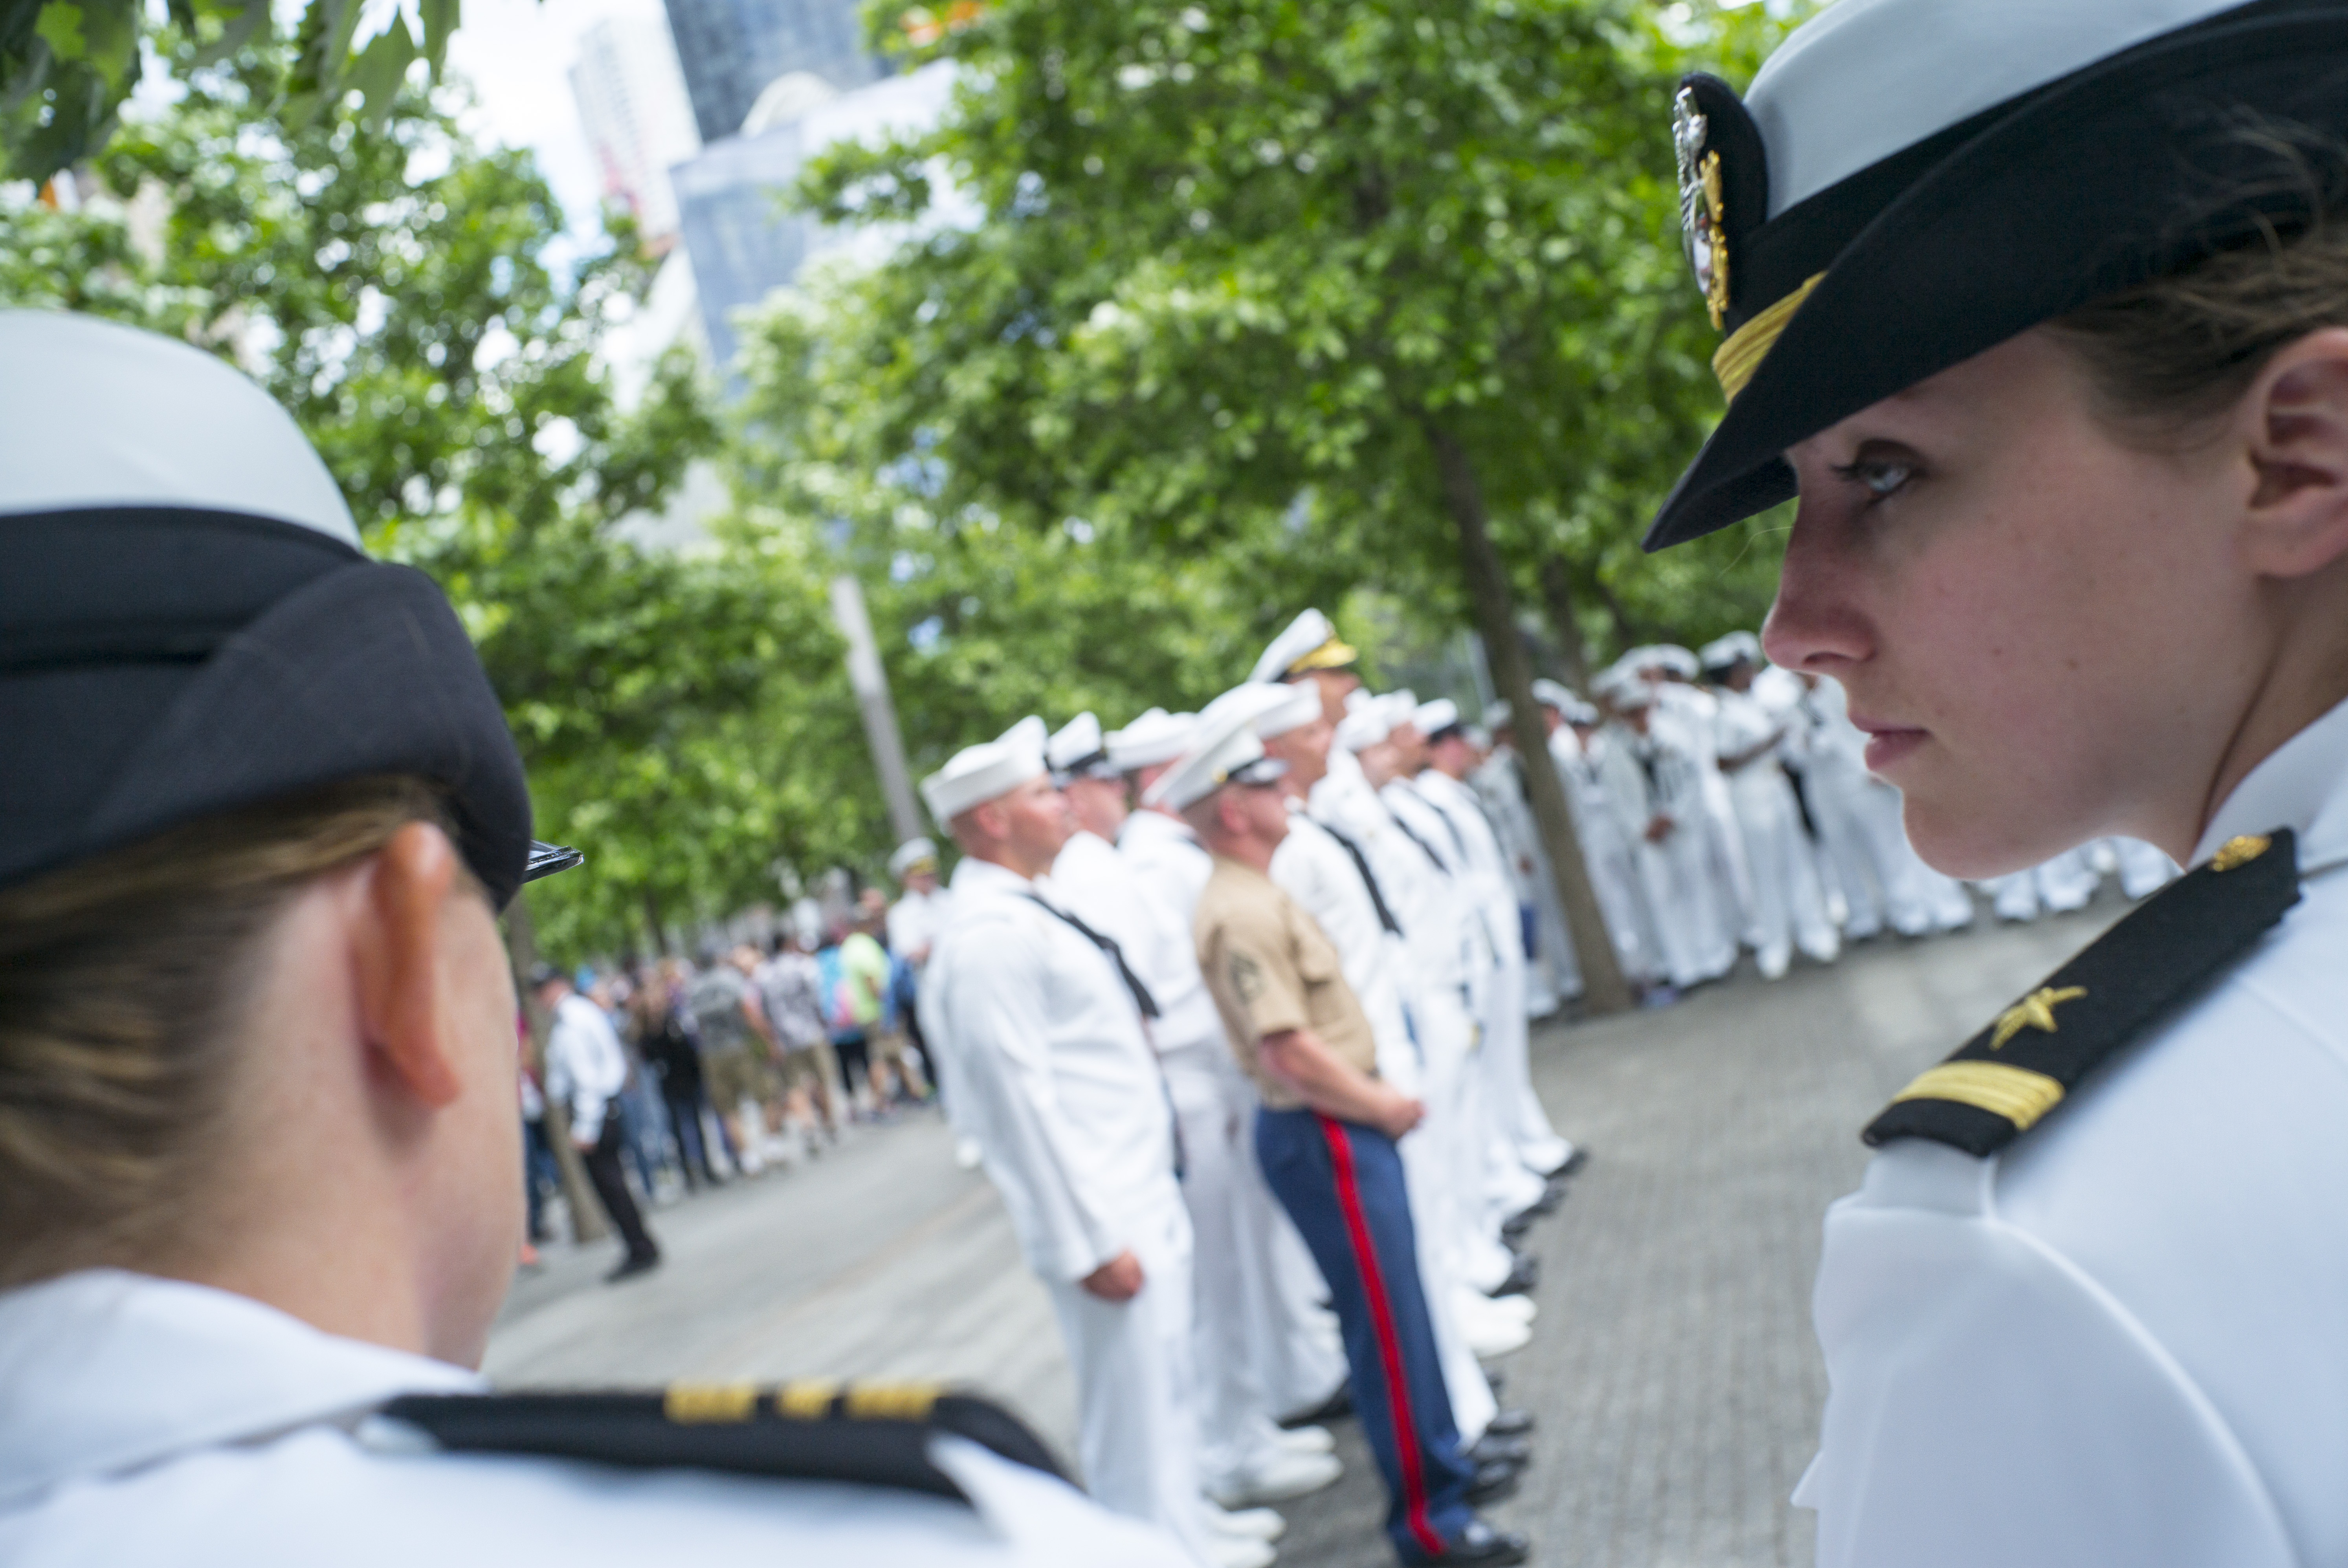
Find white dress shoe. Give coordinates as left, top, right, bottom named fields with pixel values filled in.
left=1205, top=1504, right=1287, bottom=1541
left=1273, top=1424, right=1335, bottom=1456
left=1205, top=1447, right=1344, bottom=1508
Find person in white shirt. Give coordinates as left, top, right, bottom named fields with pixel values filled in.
left=1591, top=668, right=1737, bottom=990
left=532, top=967, right=663, bottom=1280
left=1699, top=634, right=1840, bottom=980
left=0, top=310, right=1188, bottom=1568
left=919, top=720, right=1227, bottom=1568
left=1651, top=6, right=2348, bottom=1558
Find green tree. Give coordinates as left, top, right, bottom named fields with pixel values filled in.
left=0, top=29, right=826, bottom=962
left=788, top=0, right=1800, bottom=1010
left=5, top=0, right=461, bottom=184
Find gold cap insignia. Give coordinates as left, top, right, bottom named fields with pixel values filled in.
left=1673, top=87, right=1730, bottom=330
left=1989, top=985, right=2087, bottom=1051
left=1286, top=634, right=1358, bottom=676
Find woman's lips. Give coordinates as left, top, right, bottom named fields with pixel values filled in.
left=1852, top=717, right=1926, bottom=773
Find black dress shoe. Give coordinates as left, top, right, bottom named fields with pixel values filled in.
left=1277, top=1381, right=1352, bottom=1428
left=1469, top=1431, right=1533, bottom=1467
left=1553, top=1146, right=1590, bottom=1178
left=1482, top=1371, right=1506, bottom=1398
left=1484, top=1406, right=1535, bottom=1436
left=1409, top=1519, right=1531, bottom=1565
left=1485, top=1253, right=1539, bottom=1298
left=605, top=1251, right=662, bottom=1284
left=1499, top=1211, right=1535, bottom=1244
left=1465, top=1456, right=1521, bottom=1504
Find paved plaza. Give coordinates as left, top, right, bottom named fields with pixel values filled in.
left=488, top=892, right=2127, bottom=1567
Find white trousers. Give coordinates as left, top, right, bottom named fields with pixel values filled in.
left=1044, top=1194, right=1214, bottom=1563
left=1393, top=984, right=1499, bottom=1445
left=1729, top=768, right=1841, bottom=975
left=1577, top=816, right=1661, bottom=984
left=1808, top=771, right=1972, bottom=937
left=1165, top=1044, right=1337, bottom=1489
left=1636, top=822, right=1739, bottom=987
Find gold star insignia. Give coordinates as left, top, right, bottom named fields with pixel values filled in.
left=1990, top=986, right=2088, bottom=1051
left=2210, top=834, right=2271, bottom=872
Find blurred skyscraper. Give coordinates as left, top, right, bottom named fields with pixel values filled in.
left=660, top=0, right=890, bottom=144
left=568, top=16, right=704, bottom=248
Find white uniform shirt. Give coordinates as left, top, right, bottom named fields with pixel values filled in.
left=1713, top=688, right=1792, bottom=800
left=0, top=1270, right=1192, bottom=1567
left=888, top=887, right=954, bottom=971
left=1801, top=695, right=2348, bottom=1568
left=1414, top=769, right=1523, bottom=953
left=923, top=858, right=1182, bottom=1283
left=1097, top=811, right=1225, bottom=1057
left=544, top=991, right=630, bottom=1143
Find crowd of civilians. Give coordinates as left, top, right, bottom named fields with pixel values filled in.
left=521, top=890, right=934, bottom=1280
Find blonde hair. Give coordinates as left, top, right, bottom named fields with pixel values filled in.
left=0, top=777, right=456, bottom=1287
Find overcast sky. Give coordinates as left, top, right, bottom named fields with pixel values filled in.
left=443, top=0, right=673, bottom=242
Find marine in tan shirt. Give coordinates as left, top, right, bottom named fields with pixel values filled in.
left=1195, top=859, right=1381, bottom=1112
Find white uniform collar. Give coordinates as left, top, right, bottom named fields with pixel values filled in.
left=2191, top=693, right=2348, bottom=877
left=948, top=855, right=1038, bottom=898
left=0, top=1269, right=480, bottom=1508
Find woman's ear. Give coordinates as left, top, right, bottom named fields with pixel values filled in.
left=350, top=821, right=468, bottom=1108
left=2240, top=326, right=2348, bottom=578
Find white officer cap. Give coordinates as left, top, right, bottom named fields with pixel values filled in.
left=1380, top=690, right=1422, bottom=733
left=921, top=715, right=1049, bottom=824
left=1484, top=699, right=1513, bottom=731
left=1146, top=699, right=1289, bottom=812
left=1105, top=707, right=1198, bottom=771
left=1047, top=711, right=1119, bottom=782
left=888, top=837, right=939, bottom=877
left=1647, top=645, right=1700, bottom=679
left=1413, top=697, right=1462, bottom=739
left=0, top=310, right=360, bottom=545
left=1700, top=630, right=1764, bottom=671
left=1252, top=681, right=1323, bottom=740
left=1250, top=608, right=1359, bottom=685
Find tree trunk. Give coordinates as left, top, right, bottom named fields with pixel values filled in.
left=1426, top=420, right=1632, bottom=1016
left=1536, top=555, right=1591, bottom=689
left=504, top=890, right=609, bottom=1244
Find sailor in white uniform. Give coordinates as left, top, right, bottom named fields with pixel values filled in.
left=918, top=722, right=1217, bottom=1565
left=1649, top=6, right=2348, bottom=1559
left=0, top=310, right=1188, bottom=1568
left=1783, top=671, right=1972, bottom=939
left=1592, top=668, right=1737, bottom=989
left=1043, top=713, right=1344, bottom=1528
left=1701, top=634, right=1839, bottom=979
left=1470, top=700, right=1578, bottom=1011
left=1535, top=683, right=1660, bottom=988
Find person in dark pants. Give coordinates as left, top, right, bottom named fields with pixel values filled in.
left=629, top=970, right=720, bottom=1190
left=1174, top=714, right=1527, bottom=1566
left=532, top=966, right=661, bottom=1282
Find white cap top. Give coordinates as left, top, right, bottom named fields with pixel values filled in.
left=1745, top=0, right=2247, bottom=220
left=1635, top=645, right=1699, bottom=680
left=921, top=716, right=1048, bottom=824
left=1146, top=699, right=1289, bottom=811
left=1251, top=681, right=1323, bottom=740
left=1106, top=707, right=1198, bottom=770
left=0, top=310, right=361, bottom=546
left=1413, top=698, right=1461, bottom=737
left=1700, top=630, right=1764, bottom=670
left=1484, top=699, right=1514, bottom=730
left=888, top=837, right=939, bottom=877
left=1250, top=607, right=1358, bottom=685
left=1529, top=678, right=1578, bottom=712
left=1595, top=665, right=1655, bottom=710
left=1335, top=698, right=1394, bottom=753
left=1047, top=711, right=1107, bottom=773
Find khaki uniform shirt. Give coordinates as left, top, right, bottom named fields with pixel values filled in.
left=1194, top=855, right=1379, bottom=1111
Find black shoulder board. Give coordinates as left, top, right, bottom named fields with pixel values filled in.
left=1864, top=829, right=2300, bottom=1157
left=375, top=1381, right=1067, bottom=1503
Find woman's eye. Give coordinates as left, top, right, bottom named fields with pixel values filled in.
left=1834, top=457, right=1913, bottom=500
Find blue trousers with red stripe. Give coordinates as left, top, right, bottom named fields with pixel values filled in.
left=1255, top=1106, right=1477, bottom=1562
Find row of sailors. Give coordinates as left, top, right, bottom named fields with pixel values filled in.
left=1472, top=636, right=2179, bottom=1001
left=902, top=610, right=1581, bottom=1567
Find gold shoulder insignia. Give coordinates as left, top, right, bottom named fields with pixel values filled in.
left=375, top=1381, right=1064, bottom=1500
left=1866, top=827, right=2301, bottom=1157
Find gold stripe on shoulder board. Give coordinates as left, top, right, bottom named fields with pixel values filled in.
left=1890, top=1061, right=2066, bottom=1131
left=2210, top=834, right=2273, bottom=872
left=664, top=1384, right=759, bottom=1423
left=846, top=1383, right=945, bottom=1420
left=776, top=1379, right=842, bottom=1419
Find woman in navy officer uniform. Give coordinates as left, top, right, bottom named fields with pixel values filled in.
left=0, top=310, right=1190, bottom=1568
left=1649, top=2, right=2348, bottom=1564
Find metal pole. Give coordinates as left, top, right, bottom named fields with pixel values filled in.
left=829, top=573, right=925, bottom=843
